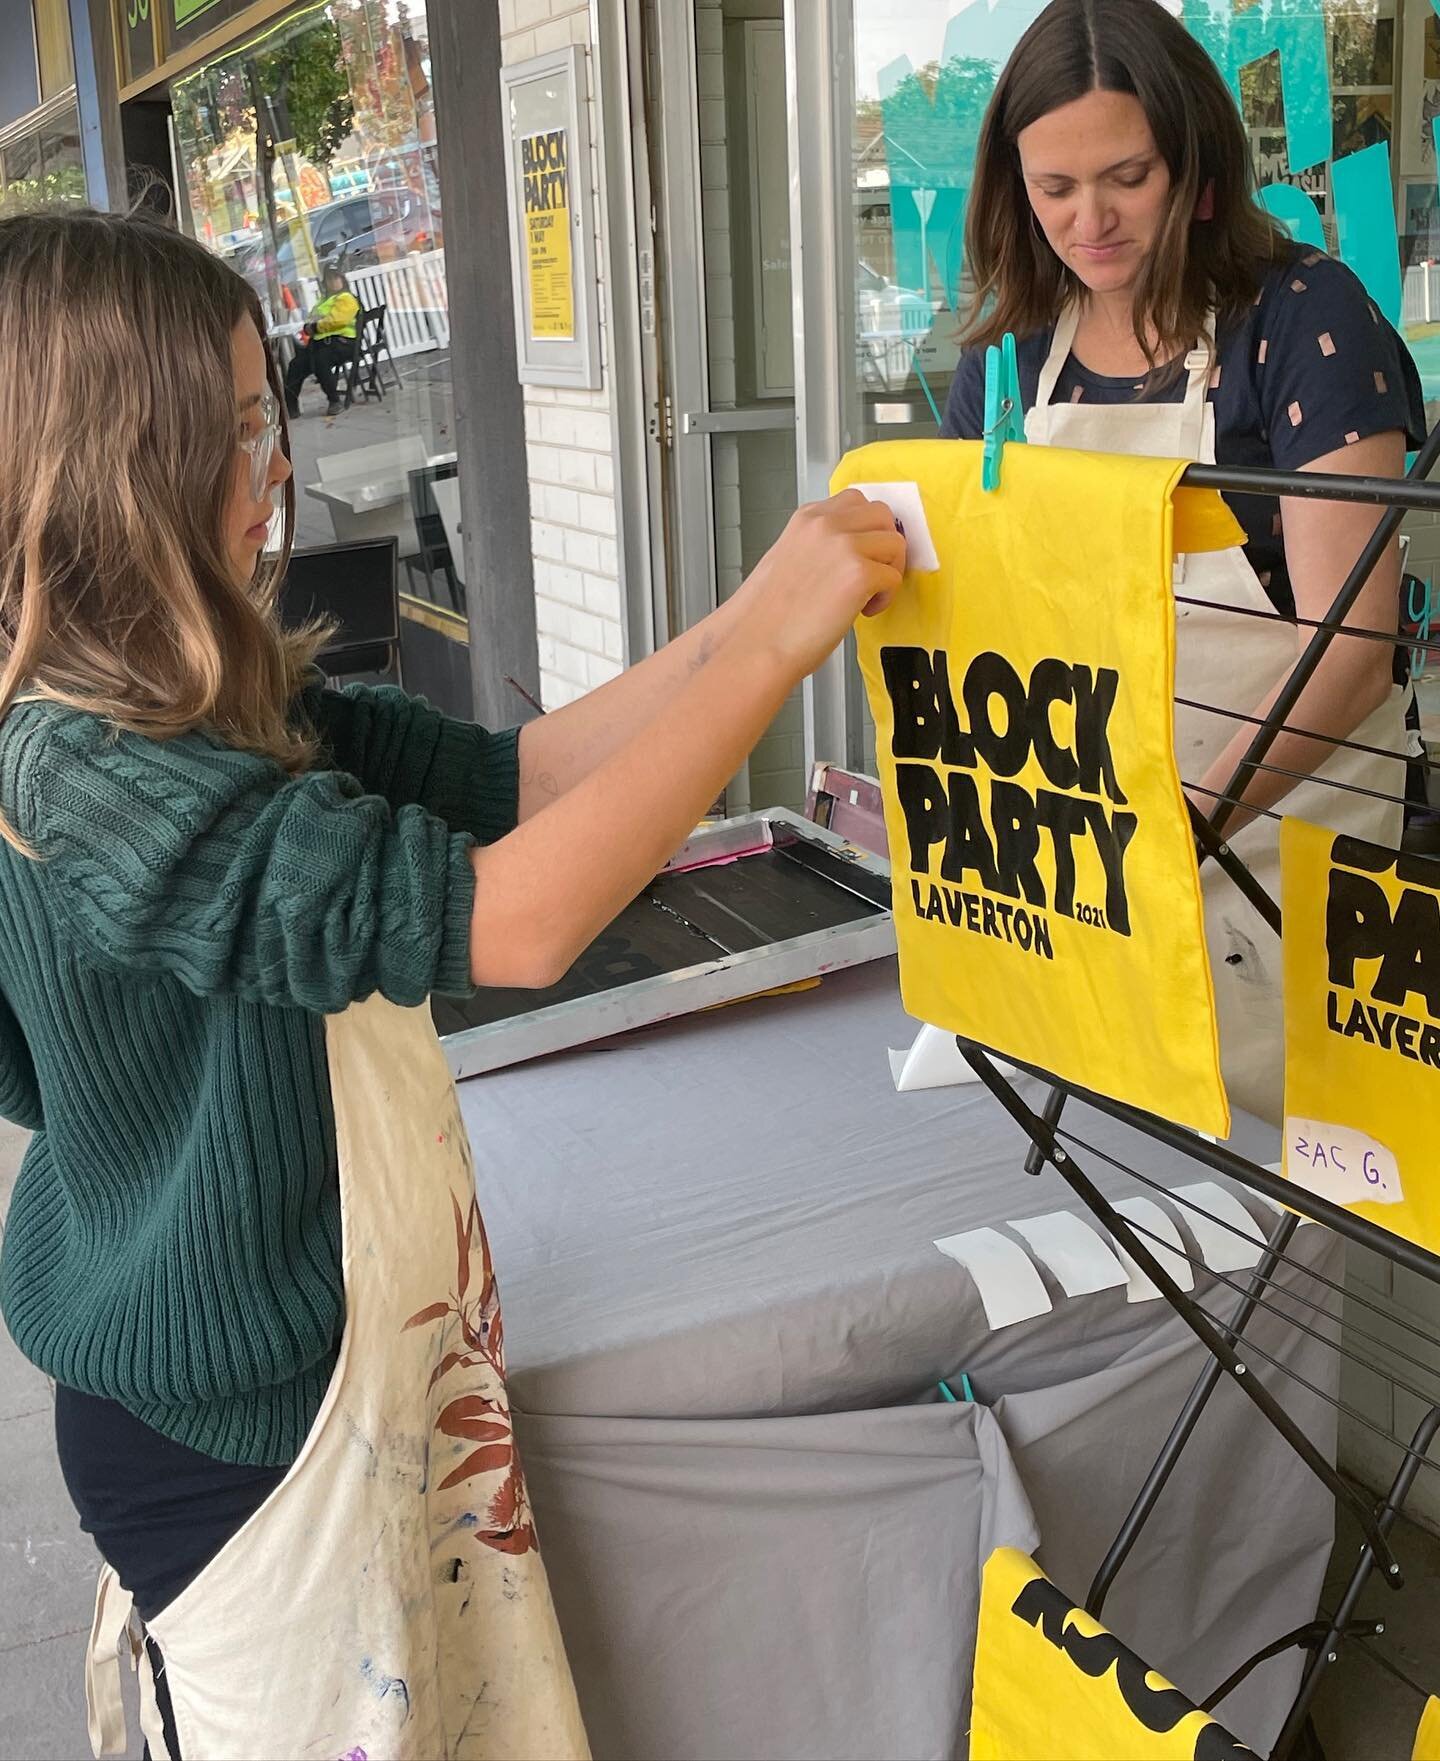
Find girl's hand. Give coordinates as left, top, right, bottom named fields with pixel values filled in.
left=736, top=490, right=906, bottom=680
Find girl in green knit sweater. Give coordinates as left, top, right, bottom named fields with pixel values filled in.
left=0, top=210, right=906, bottom=1759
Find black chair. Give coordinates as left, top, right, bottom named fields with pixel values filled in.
left=278, top=536, right=402, bottom=687
left=344, top=304, right=400, bottom=408
left=404, top=462, right=464, bottom=614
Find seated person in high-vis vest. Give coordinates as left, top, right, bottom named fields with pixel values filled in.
left=284, top=266, right=361, bottom=417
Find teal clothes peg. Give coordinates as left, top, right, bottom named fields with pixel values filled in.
left=981, top=332, right=1026, bottom=492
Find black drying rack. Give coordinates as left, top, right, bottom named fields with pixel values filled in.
left=956, top=423, right=1440, bottom=1758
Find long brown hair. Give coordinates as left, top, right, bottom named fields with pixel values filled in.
left=962, top=0, right=1290, bottom=368
left=0, top=207, right=324, bottom=841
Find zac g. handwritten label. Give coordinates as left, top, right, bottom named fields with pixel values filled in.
left=1284, top=1116, right=1402, bottom=1208
left=1283, top=821, right=1440, bottom=1250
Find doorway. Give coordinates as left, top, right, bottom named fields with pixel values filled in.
left=645, top=0, right=805, bottom=813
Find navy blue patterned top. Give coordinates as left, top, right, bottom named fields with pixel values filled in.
left=942, top=250, right=1427, bottom=615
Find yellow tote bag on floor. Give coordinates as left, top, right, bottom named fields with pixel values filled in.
left=970, top=1548, right=1255, bottom=1760
left=834, top=439, right=1239, bottom=1137
left=1282, top=819, right=1440, bottom=1255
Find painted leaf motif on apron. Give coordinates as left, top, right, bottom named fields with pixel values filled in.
left=405, top=1175, right=538, bottom=1557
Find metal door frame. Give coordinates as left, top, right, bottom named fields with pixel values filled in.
left=594, top=0, right=661, bottom=666
left=648, top=0, right=723, bottom=645
left=644, top=0, right=865, bottom=773
left=785, top=0, right=867, bottom=775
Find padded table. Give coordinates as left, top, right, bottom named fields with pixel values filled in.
left=460, top=958, right=1339, bottom=1760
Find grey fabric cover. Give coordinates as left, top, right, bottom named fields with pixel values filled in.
left=460, top=960, right=1339, bottom=1760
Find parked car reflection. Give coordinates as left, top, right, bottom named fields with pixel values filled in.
left=236, top=190, right=441, bottom=310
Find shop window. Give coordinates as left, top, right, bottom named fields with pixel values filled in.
left=34, top=0, right=75, bottom=100
left=0, top=0, right=39, bottom=133
left=0, top=101, right=86, bottom=204
left=172, top=0, right=459, bottom=613
left=846, top=0, right=1419, bottom=441
left=1400, top=3, right=1440, bottom=409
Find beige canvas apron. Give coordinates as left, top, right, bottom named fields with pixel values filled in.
left=1027, top=304, right=1406, bottom=1124
left=83, top=992, right=590, bottom=1761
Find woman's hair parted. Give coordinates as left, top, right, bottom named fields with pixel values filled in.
left=0, top=207, right=326, bottom=839
left=961, top=0, right=1291, bottom=369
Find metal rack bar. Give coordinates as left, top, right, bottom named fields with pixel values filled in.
left=940, top=439, right=1440, bottom=1757
left=1085, top=1208, right=1299, bottom=1617
left=957, top=1036, right=1440, bottom=1284
left=1175, top=696, right=1434, bottom=773
left=1187, top=798, right=1281, bottom=927
left=1204, top=425, right=1440, bottom=833
left=955, top=1043, right=1402, bottom=1583
left=1180, top=459, right=1440, bottom=511
left=1117, top=1213, right=1440, bottom=1426
left=1270, top=1406, right=1440, bottom=1757
left=1059, top=1129, right=1440, bottom=1368
left=1173, top=594, right=1418, bottom=651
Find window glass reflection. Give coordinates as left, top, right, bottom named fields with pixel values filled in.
left=0, top=104, right=85, bottom=205
left=172, top=1, right=460, bottom=607
left=848, top=0, right=1432, bottom=442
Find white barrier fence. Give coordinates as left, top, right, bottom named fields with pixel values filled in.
left=1404, top=261, right=1440, bottom=329
left=297, top=247, right=451, bottom=360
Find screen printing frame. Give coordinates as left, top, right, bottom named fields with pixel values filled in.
left=439, top=807, right=895, bottom=1081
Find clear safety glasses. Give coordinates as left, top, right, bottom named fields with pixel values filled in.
left=238, top=389, right=283, bottom=503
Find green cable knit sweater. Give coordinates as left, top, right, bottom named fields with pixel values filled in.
left=0, top=681, right=518, bottom=1466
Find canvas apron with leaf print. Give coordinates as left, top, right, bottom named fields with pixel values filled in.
left=1027, top=304, right=1408, bottom=1125
left=84, top=992, right=589, bottom=1761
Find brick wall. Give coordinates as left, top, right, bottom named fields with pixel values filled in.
left=1341, top=1240, right=1440, bottom=1531
left=499, top=0, right=627, bottom=709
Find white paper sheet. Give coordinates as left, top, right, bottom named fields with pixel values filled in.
left=888, top=1023, right=1014, bottom=1092
left=1111, top=1197, right=1196, bottom=1303
left=848, top=480, right=941, bottom=573
left=1172, top=1182, right=1268, bottom=1274
left=933, top=1227, right=1053, bottom=1330
left=1009, top=1210, right=1129, bottom=1298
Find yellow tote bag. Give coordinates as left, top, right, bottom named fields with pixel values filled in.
left=971, top=1548, right=1256, bottom=1760
left=835, top=439, right=1240, bottom=1137
left=1413, top=1696, right=1440, bottom=1760
left=1282, top=820, right=1440, bottom=1253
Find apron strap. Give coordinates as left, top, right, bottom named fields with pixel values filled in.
left=85, top=1564, right=137, bottom=1759
left=1178, top=318, right=1217, bottom=463
left=1172, top=318, right=1218, bottom=586
left=1032, top=302, right=1080, bottom=416
left=136, top=1637, right=174, bottom=1761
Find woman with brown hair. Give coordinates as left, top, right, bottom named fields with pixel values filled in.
left=0, top=208, right=905, bottom=1758
left=944, top=0, right=1426, bottom=1123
